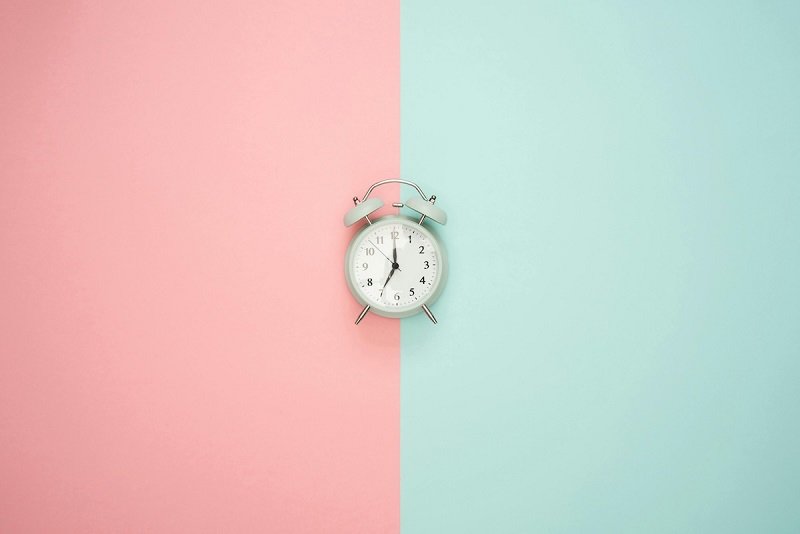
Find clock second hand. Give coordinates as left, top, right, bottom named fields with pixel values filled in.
left=368, top=239, right=401, bottom=271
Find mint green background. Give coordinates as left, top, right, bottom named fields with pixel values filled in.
left=400, top=2, right=800, bottom=532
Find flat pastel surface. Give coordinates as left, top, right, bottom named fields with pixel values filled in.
left=1, top=2, right=399, bottom=532
left=3, top=2, right=800, bottom=532
left=401, top=2, right=800, bottom=532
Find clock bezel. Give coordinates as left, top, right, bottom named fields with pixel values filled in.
left=344, top=215, right=448, bottom=318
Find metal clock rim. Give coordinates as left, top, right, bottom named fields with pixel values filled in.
left=344, top=215, right=448, bottom=319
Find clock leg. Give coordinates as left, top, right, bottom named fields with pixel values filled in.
left=355, top=304, right=371, bottom=325
left=421, top=304, right=437, bottom=324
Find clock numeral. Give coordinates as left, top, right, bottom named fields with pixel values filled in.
left=408, top=235, right=412, bottom=244
left=366, top=247, right=375, bottom=256
left=367, top=278, right=373, bottom=286
left=376, top=236, right=384, bottom=244
left=409, top=288, right=415, bottom=296
left=390, top=231, right=399, bottom=239
left=394, top=293, right=400, bottom=301
left=419, top=276, right=426, bottom=284
left=418, top=245, right=424, bottom=254
left=362, top=263, right=368, bottom=269
left=423, top=261, right=429, bottom=269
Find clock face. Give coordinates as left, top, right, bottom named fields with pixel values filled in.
left=348, top=219, right=442, bottom=313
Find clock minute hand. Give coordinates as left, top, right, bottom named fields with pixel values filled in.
left=380, top=235, right=400, bottom=296
left=369, top=239, right=401, bottom=271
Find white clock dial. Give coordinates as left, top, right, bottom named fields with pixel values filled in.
left=349, top=220, right=440, bottom=312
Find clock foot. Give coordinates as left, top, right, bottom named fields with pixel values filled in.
left=355, top=304, right=371, bottom=325
left=421, top=304, right=437, bottom=324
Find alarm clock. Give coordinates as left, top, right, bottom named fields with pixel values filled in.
left=343, top=179, right=448, bottom=325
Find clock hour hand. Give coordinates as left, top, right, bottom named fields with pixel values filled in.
left=381, top=267, right=396, bottom=291
left=380, top=239, right=401, bottom=296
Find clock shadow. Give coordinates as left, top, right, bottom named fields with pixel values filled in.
left=352, top=311, right=399, bottom=350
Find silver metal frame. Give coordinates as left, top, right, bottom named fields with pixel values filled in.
left=344, top=215, right=448, bottom=322
left=347, top=179, right=445, bottom=325
left=362, top=179, right=429, bottom=202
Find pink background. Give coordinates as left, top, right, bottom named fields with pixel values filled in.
left=1, top=1, right=399, bottom=532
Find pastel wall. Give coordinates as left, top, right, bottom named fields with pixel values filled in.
left=3, top=1, right=800, bottom=533
left=401, top=1, right=800, bottom=532
left=1, top=1, right=399, bottom=532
